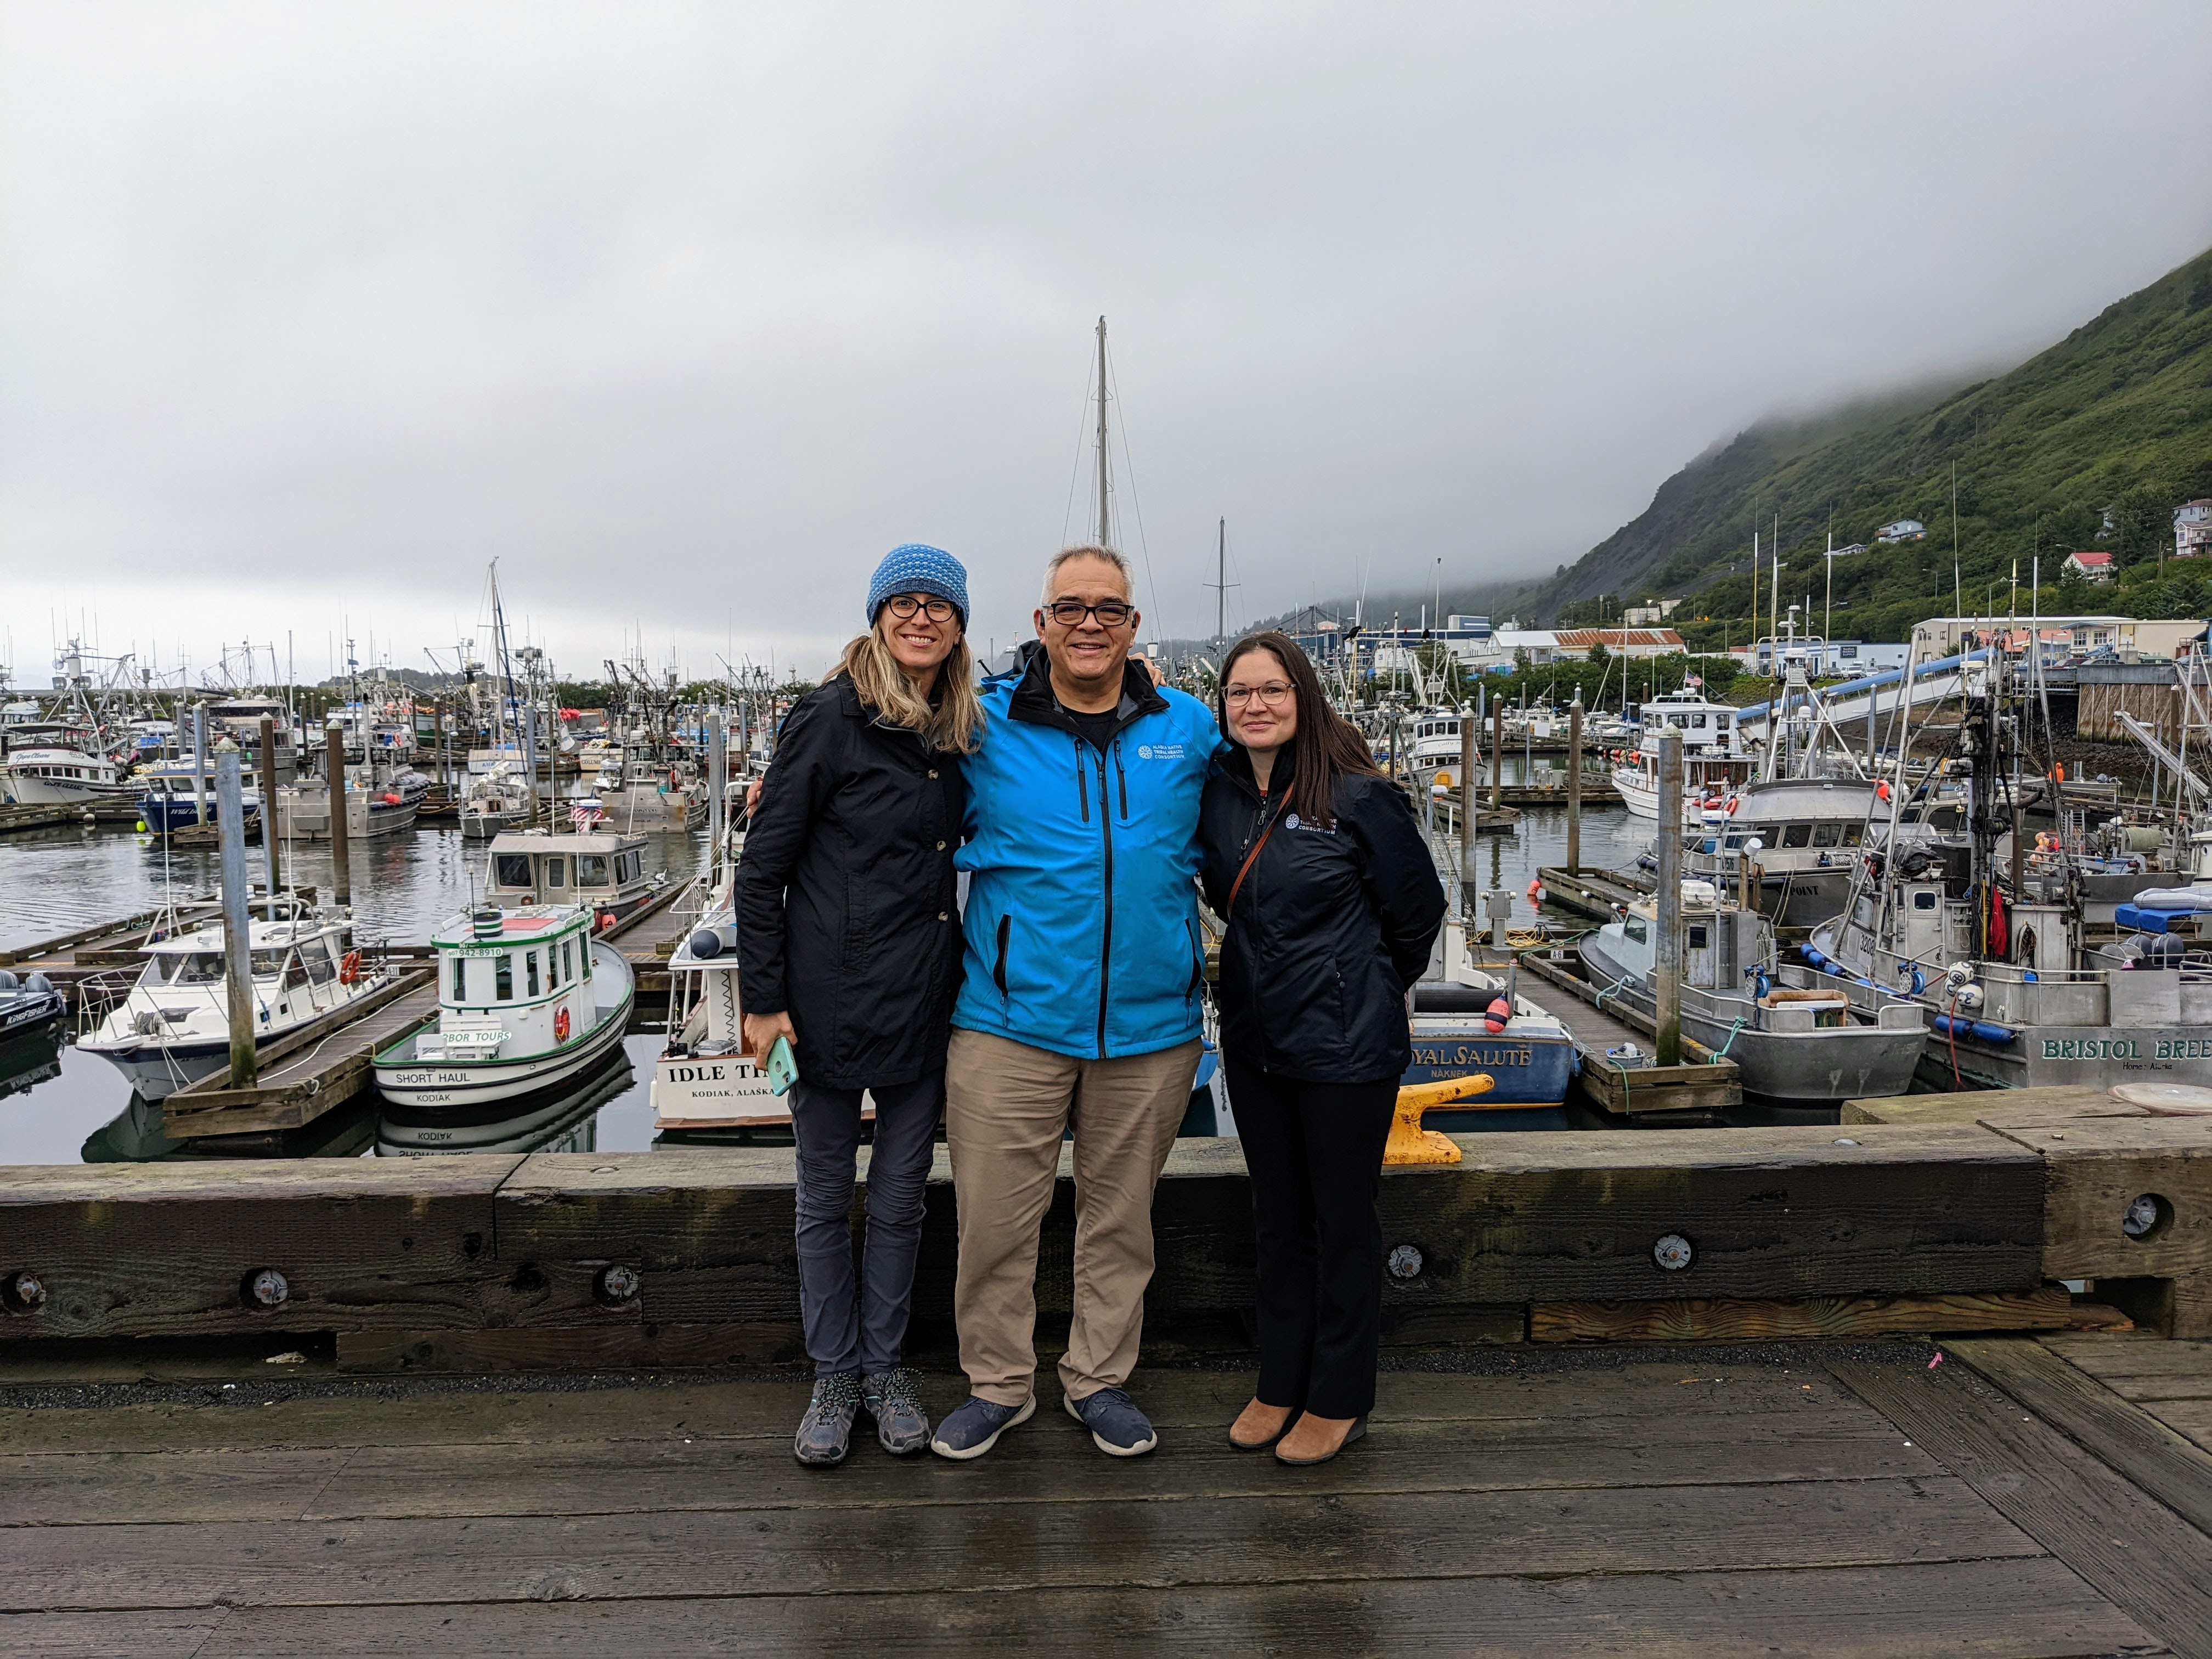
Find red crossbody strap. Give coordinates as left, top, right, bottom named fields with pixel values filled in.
left=1225, top=781, right=1294, bottom=917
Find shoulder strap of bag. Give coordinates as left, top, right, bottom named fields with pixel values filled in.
left=1226, top=781, right=1293, bottom=917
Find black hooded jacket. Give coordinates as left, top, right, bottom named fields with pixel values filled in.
left=736, top=672, right=966, bottom=1090
left=1198, top=746, right=1446, bottom=1082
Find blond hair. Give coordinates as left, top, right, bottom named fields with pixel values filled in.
left=837, top=615, right=984, bottom=754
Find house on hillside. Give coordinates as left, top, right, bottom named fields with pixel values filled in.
left=1620, top=599, right=1680, bottom=626
left=1828, top=542, right=1870, bottom=558
left=2177, top=500, right=2212, bottom=560
left=2064, top=550, right=2114, bottom=583
left=1875, top=520, right=1926, bottom=544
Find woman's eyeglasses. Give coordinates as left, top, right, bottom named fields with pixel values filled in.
left=1043, top=599, right=1135, bottom=628
left=885, top=594, right=957, bottom=622
left=1224, top=682, right=1294, bottom=707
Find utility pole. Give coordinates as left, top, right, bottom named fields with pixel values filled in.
left=1095, top=315, right=1111, bottom=550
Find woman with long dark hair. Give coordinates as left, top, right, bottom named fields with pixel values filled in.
left=1197, top=630, right=1446, bottom=1465
left=737, top=543, right=983, bottom=1467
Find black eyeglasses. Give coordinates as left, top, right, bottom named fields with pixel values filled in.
left=885, top=594, right=957, bottom=622
left=1044, top=599, right=1135, bottom=628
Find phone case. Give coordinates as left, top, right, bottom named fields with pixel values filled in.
left=766, top=1035, right=799, bottom=1096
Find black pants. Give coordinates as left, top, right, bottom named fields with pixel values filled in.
left=1226, top=1056, right=1397, bottom=1420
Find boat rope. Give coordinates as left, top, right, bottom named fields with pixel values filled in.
left=1589, top=968, right=1634, bottom=1010
left=1711, top=1016, right=1747, bottom=1059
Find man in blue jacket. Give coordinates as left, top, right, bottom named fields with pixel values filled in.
left=930, top=546, right=1223, bottom=1462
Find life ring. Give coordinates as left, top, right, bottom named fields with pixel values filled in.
left=554, top=1005, right=572, bottom=1043
left=338, top=950, right=362, bottom=984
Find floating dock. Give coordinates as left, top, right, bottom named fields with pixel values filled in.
left=160, top=969, right=439, bottom=1138
left=1537, top=864, right=1654, bottom=923
left=1514, top=945, right=1742, bottom=1122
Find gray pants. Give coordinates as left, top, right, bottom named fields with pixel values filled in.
left=790, top=1071, right=943, bottom=1378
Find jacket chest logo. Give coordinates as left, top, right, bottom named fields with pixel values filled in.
left=1135, top=742, right=1184, bottom=760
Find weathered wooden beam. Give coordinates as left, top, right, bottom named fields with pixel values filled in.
left=0, top=1158, right=522, bottom=1340
left=1532, top=1288, right=2074, bottom=1344
left=1983, top=1115, right=2212, bottom=1338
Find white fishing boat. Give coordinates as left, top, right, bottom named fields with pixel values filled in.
left=1610, top=689, right=1754, bottom=821
left=651, top=889, right=783, bottom=1132
left=371, top=904, right=634, bottom=1107
left=460, top=760, right=535, bottom=838
left=1, top=743, right=137, bottom=805
left=76, top=911, right=387, bottom=1100
left=485, top=827, right=668, bottom=928
left=275, top=765, right=429, bottom=842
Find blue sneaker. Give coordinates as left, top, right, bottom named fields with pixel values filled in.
left=1066, top=1386, right=1158, bottom=1457
left=929, top=1393, right=1035, bottom=1461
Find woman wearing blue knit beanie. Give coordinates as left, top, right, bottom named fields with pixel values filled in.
left=736, top=543, right=983, bottom=1467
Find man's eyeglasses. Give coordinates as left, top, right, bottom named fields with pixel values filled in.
left=1224, top=682, right=1294, bottom=707
left=885, top=594, right=958, bottom=622
left=1043, top=599, right=1135, bottom=628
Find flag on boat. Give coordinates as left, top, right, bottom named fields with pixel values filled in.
left=1684, top=674, right=1702, bottom=689
left=569, top=800, right=604, bottom=830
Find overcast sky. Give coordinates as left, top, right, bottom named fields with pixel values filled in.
left=4, top=2, right=2210, bottom=686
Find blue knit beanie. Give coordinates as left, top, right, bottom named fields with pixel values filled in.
left=866, top=543, right=969, bottom=629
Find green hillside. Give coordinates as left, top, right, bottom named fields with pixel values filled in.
left=1533, top=245, right=2212, bottom=647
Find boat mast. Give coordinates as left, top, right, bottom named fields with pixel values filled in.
left=1216, top=518, right=1226, bottom=646
left=1095, top=316, right=1112, bottom=550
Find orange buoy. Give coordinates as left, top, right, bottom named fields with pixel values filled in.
left=1484, top=995, right=1511, bottom=1035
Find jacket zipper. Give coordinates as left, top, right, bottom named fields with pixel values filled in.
left=1096, top=754, right=1114, bottom=1058
left=1113, top=738, right=1129, bottom=821
left=994, top=914, right=1011, bottom=997
left=1074, top=737, right=1090, bottom=824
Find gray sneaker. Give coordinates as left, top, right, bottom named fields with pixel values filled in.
left=864, top=1367, right=931, bottom=1456
left=1065, top=1386, right=1158, bottom=1457
left=929, top=1393, right=1036, bottom=1460
left=793, top=1372, right=864, bottom=1467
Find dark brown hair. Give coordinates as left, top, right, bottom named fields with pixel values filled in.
left=1216, top=630, right=1380, bottom=828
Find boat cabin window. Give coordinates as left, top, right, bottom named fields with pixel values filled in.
left=303, top=941, right=336, bottom=985
left=156, top=952, right=227, bottom=985
left=616, top=850, right=642, bottom=884
left=284, top=953, right=311, bottom=990
left=495, top=956, right=514, bottom=1000
left=562, top=939, right=574, bottom=982
left=1927, top=806, right=1963, bottom=833
left=1624, top=917, right=1648, bottom=945
left=1912, top=891, right=1939, bottom=911
left=1840, top=823, right=1864, bottom=848
left=577, top=855, right=609, bottom=887
left=495, top=854, right=532, bottom=888
left=1781, top=823, right=1812, bottom=848
left=1812, top=822, right=1843, bottom=848
left=580, top=939, right=593, bottom=979
left=1688, top=924, right=1708, bottom=948
left=1691, top=714, right=1707, bottom=728
left=527, top=951, right=540, bottom=997
left=449, top=955, right=466, bottom=1002
left=545, top=856, right=566, bottom=888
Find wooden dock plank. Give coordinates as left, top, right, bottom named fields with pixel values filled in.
left=0, top=1477, right=2047, bottom=1613
left=0, top=1609, right=230, bottom=1659
left=1945, top=1336, right=2212, bottom=1538
left=0, top=1404, right=1944, bottom=1527
left=2040, top=1334, right=2212, bottom=1400
left=0, top=1363, right=1871, bottom=1455
left=183, top=1562, right=2172, bottom=1659
left=1831, top=1355, right=2212, bottom=1659
left=1533, top=1288, right=2074, bottom=1344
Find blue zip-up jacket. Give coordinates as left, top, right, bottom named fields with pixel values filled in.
left=954, top=647, right=1224, bottom=1060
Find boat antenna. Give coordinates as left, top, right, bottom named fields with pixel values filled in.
left=1094, top=315, right=1112, bottom=550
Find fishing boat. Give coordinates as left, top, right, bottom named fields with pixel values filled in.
left=370, top=904, right=635, bottom=1108
left=1405, top=978, right=1577, bottom=1125
left=376, top=1045, right=630, bottom=1154
left=1581, top=884, right=1923, bottom=1103
left=486, top=827, right=668, bottom=928
left=651, top=888, right=791, bottom=1134
left=460, top=760, right=535, bottom=838
left=76, top=911, right=388, bottom=1100
left=1, top=740, right=137, bottom=806
left=274, top=764, right=430, bottom=842
left=1610, top=689, right=1753, bottom=822
left=137, top=761, right=261, bottom=835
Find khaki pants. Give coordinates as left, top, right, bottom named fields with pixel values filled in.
left=944, top=1028, right=1202, bottom=1407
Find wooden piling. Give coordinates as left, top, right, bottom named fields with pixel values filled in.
left=215, top=753, right=257, bottom=1091
left=257, top=715, right=280, bottom=919
left=1653, top=726, right=1682, bottom=1066
left=325, top=725, right=349, bottom=909
left=1566, top=697, right=1583, bottom=876
left=1490, top=695, right=1504, bottom=812
left=1458, top=709, right=1475, bottom=918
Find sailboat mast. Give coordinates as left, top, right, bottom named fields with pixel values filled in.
left=1095, top=316, right=1111, bottom=549
left=1217, top=518, right=1226, bottom=645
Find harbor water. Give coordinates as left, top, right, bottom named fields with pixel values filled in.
left=0, top=803, right=1661, bottom=1165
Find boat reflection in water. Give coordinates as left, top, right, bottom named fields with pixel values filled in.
left=0, top=1026, right=66, bottom=1107
left=376, top=1046, right=632, bottom=1156
left=82, top=1091, right=379, bottom=1164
